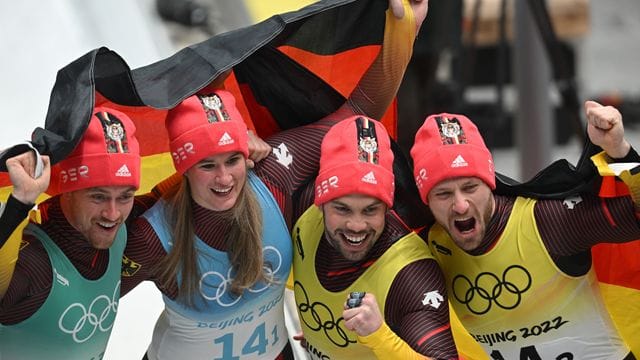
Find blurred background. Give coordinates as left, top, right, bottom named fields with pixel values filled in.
left=0, top=0, right=639, bottom=358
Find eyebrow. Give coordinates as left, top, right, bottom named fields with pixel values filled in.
left=331, top=199, right=383, bottom=208
left=87, top=187, right=137, bottom=194
left=199, top=152, right=242, bottom=163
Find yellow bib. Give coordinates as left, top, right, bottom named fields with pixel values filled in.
left=292, top=205, right=431, bottom=359
left=428, top=197, right=630, bottom=360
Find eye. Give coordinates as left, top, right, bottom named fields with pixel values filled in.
left=198, top=162, right=216, bottom=170
left=118, top=192, right=135, bottom=203
left=462, top=183, right=479, bottom=193
left=89, top=193, right=107, bottom=202
left=226, top=155, right=243, bottom=166
left=363, top=204, right=384, bottom=215
left=332, top=204, right=350, bottom=214
left=433, top=190, right=452, bottom=200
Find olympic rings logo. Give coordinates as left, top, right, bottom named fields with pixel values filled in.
left=58, top=281, right=119, bottom=343
left=294, top=281, right=355, bottom=348
left=452, top=265, right=532, bottom=315
left=199, top=246, right=283, bottom=306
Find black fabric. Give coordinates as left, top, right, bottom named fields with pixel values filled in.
left=278, top=0, right=386, bottom=54
left=611, top=146, right=640, bottom=162
left=0, top=195, right=33, bottom=247
left=233, top=45, right=345, bottom=129
left=390, top=139, right=433, bottom=229
left=494, top=134, right=604, bottom=198
left=554, top=251, right=592, bottom=277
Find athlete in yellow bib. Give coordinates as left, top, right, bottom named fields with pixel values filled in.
left=292, top=116, right=459, bottom=359
left=411, top=102, right=639, bottom=360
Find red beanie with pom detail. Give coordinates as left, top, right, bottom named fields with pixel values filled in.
left=410, top=113, right=495, bottom=204
left=314, top=116, right=395, bottom=207
left=49, top=107, right=141, bottom=194
left=166, top=90, right=249, bottom=174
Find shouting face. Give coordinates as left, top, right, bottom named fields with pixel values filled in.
left=427, top=177, right=495, bottom=252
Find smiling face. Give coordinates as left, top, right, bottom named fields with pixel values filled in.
left=60, top=186, right=137, bottom=249
left=427, top=177, right=495, bottom=252
left=184, top=151, right=248, bottom=211
left=321, top=193, right=387, bottom=262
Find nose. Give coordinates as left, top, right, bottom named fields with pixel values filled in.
left=214, top=165, right=233, bottom=184
left=451, top=192, right=469, bottom=214
left=101, top=200, right=120, bottom=221
left=346, top=214, right=368, bottom=233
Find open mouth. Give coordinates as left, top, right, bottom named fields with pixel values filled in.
left=211, top=186, right=233, bottom=195
left=342, top=233, right=367, bottom=246
left=97, top=221, right=118, bottom=230
left=454, top=217, right=476, bottom=233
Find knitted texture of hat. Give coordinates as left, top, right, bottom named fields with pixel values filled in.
left=410, top=113, right=495, bottom=204
left=50, top=107, right=141, bottom=194
left=166, top=90, right=249, bottom=174
left=314, top=115, right=395, bottom=207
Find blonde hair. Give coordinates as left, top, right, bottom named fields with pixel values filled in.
left=155, top=175, right=273, bottom=307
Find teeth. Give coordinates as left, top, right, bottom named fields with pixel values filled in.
left=345, top=234, right=366, bottom=244
left=212, top=186, right=232, bottom=194
left=98, top=222, right=117, bottom=228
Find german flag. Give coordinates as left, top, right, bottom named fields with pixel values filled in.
left=0, top=0, right=401, bottom=300
left=0, top=0, right=405, bottom=194
left=590, top=163, right=640, bottom=355
left=593, top=241, right=640, bottom=355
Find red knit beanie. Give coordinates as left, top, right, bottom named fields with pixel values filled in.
left=50, top=107, right=141, bottom=194
left=166, top=90, right=249, bottom=174
left=314, top=116, right=394, bottom=207
left=410, top=113, right=495, bottom=204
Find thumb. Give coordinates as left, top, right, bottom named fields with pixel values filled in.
left=584, top=100, right=602, bottom=112
left=389, top=0, right=405, bottom=18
